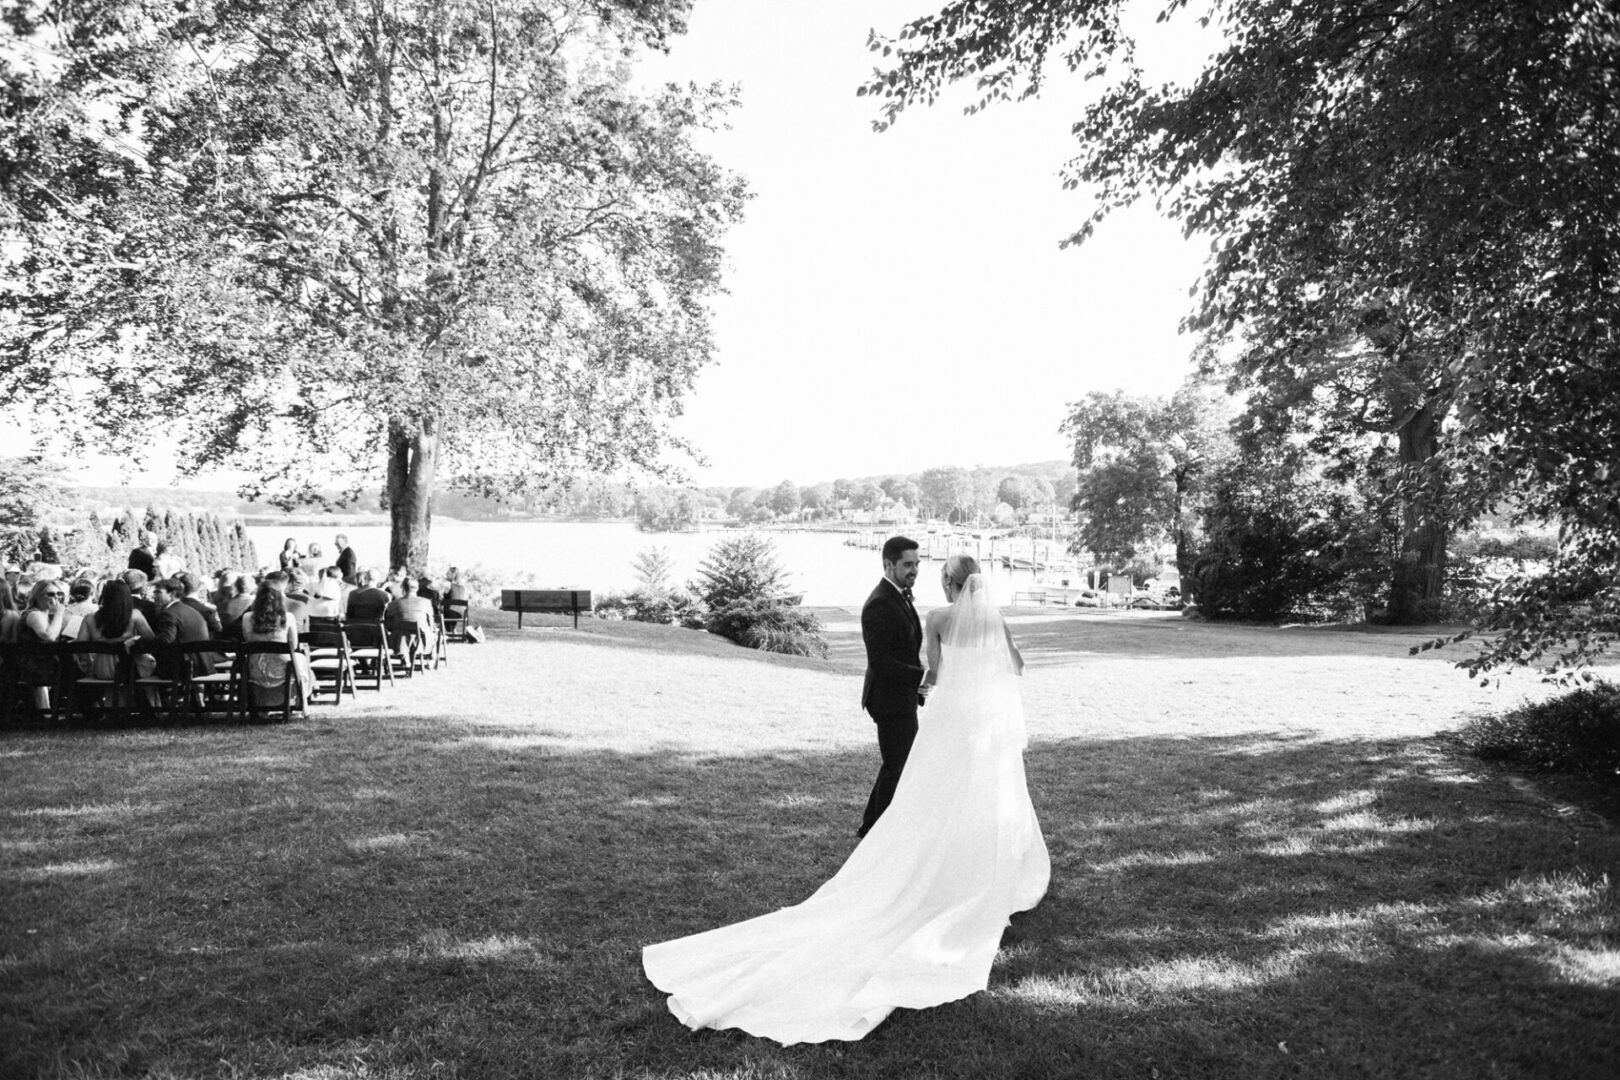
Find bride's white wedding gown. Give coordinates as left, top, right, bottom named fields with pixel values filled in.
left=642, top=637, right=1049, bottom=1045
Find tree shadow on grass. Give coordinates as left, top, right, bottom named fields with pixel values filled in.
left=2, top=732, right=1617, bottom=1079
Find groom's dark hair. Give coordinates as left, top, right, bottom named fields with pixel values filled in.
left=881, top=536, right=919, bottom=564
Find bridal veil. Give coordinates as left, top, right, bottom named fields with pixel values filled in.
left=642, top=573, right=1049, bottom=1043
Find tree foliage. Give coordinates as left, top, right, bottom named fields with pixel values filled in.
left=865, top=0, right=1620, bottom=669
left=1193, top=451, right=1387, bottom=621
left=633, top=486, right=698, bottom=532
left=1061, top=379, right=1232, bottom=590
left=4, top=0, right=746, bottom=571
left=916, top=465, right=972, bottom=518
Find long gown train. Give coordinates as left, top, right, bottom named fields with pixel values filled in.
left=642, top=643, right=1049, bottom=1044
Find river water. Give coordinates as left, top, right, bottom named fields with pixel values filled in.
left=244, top=521, right=1053, bottom=608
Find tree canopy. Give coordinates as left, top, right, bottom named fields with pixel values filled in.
left=866, top=0, right=1620, bottom=672
left=1061, top=379, right=1231, bottom=588
left=3, top=0, right=746, bottom=569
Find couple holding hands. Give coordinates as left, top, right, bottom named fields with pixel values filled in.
left=645, top=536, right=1049, bottom=1044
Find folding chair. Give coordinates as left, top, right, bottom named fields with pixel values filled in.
left=55, top=640, right=136, bottom=725
left=428, top=617, right=448, bottom=670
left=171, top=640, right=237, bottom=723
left=383, top=617, right=422, bottom=678
left=0, top=640, right=63, bottom=726
left=236, top=641, right=308, bottom=724
left=131, top=642, right=186, bottom=724
left=342, top=618, right=394, bottom=692
left=305, top=617, right=355, bottom=705
left=441, top=598, right=469, bottom=642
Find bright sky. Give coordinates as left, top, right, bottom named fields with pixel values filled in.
left=654, top=0, right=1217, bottom=489
left=3, top=0, right=1217, bottom=493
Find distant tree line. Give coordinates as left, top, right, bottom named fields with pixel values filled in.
left=2, top=460, right=257, bottom=574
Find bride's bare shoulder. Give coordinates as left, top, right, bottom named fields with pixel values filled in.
left=925, top=606, right=952, bottom=632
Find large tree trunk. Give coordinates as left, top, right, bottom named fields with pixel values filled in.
left=1386, top=402, right=1447, bottom=624
left=386, top=413, right=440, bottom=572
left=1172, top=464, right=1196, bottom=607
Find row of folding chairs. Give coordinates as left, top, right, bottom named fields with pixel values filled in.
left=0, top=610, right=457, bottom=726
left=309, top=613, right=452, bottom=705
left=0, top=638, right=308, bottom=726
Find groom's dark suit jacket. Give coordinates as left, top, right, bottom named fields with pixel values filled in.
left=861, top=579, right=924, bottom=715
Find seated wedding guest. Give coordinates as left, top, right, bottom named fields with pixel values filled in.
left=154, top=540, right=185, bottom=580
left=386, top=578, right=436, bottom=631
left=335, top=534, right=358, bottom=584
left=345, top=569, right=392, bottom=622
left=286, top=568, right=313, bottom=604
left=381, top=567, right=408, bottom=600
left=209, top=568, right=236, bottom=610
left=306, top=568, right=346, bottom=618
left=4, top=562, right=24, bottom=606
left=77, top=579, right=158, bottom=681
left=121, top=569, right=158, bottom=624
left=261, top=570, right=310, bottom=633
left=0, top=582, right=20, bottom=641
left=386, top=575, right=437, bottom=658
left=279, top=538, right=302, bottom=572
left=176, top=571, right=224, bottom=636
left=416, top=573, right=443, bottom=613
left=443, top=566, right=468, bottom=604
left=127, top=533, right=156, bottom=579
left=243, top=584, right=315, bottom=709
left=151, top=577, right=215, bottom=679
left=315, top=565, right=346, bottom=598
left=219, top=574, right=255, bottom=635
left=62, top=579, right=99, bottom=639
left=18, top=580, right=71, bottom=710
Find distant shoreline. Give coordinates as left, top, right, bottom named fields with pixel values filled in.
left=236, top=516, right=873, bottom=534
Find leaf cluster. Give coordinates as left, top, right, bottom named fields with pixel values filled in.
left=3, top=0, right=747, bottom=510
left=867, top=0, right=1620, bottom=671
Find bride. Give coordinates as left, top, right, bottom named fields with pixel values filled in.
left=642, top=554, right=1049, bottom=1044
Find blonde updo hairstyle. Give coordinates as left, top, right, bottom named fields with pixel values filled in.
left=943, top=554, right=981, bottom=592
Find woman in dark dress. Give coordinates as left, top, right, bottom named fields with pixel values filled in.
left=18, top=579, right=70, bottom=709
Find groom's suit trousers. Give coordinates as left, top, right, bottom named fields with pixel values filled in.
left=860, top=707, right=919, bottom=836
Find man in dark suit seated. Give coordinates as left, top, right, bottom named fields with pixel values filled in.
left=151, top=577, right=217, bottom=679
left=122, top=569, right=159, bottom=625
left=345, top=570, right=392, bottom=623
left=176, top=571, right=224, bottom=637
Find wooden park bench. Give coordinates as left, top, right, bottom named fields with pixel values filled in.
left=501, top=589, right=594, bottom=629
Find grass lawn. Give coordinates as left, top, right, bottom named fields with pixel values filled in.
left=2, top=607, right=1617, bottom=1079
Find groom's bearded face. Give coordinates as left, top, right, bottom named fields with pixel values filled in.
left=886, top=551, right=921, bottom=589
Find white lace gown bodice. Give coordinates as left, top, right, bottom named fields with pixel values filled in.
left=642, top=643, right=1049, bottom=1044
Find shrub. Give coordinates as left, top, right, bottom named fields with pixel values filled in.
left=1191, top=455, right=1386, bottom=621
left=707, top=598, right=828, bottom=658
left=691, top=533, right=791, bottom=611
left=1457, top=681, right=1620, bottom=778
left=633, top=546, right=675, bottom=592
left=595, top=588, right=704, bottom=627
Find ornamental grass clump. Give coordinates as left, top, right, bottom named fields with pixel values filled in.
left=1458, top=680, right=1620, bottom=778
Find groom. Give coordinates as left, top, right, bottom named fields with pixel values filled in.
left=858, top=535, right=927, bottom=837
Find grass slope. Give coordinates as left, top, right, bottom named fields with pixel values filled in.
left=2, top=610, right=1617, bottom=1079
